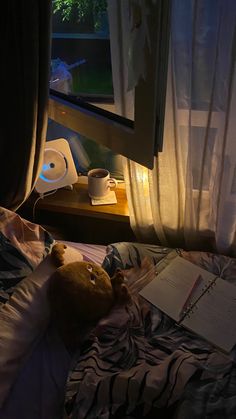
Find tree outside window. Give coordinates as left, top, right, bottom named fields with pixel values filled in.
left=53, top=0, right=108, bottom=34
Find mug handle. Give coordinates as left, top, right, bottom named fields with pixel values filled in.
left=108, top=178, right=118, bottom=189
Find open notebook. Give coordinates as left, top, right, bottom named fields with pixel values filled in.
left=139, top=256, right=236, bottom=353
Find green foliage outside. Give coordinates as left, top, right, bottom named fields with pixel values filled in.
left=71, top=66, right=113, bottom=95
left=53, top=0, right=107, bottom=31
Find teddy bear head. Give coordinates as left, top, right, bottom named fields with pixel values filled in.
left=48, top=243, right=130, bottom=350
left=49, top=260, right=114, bottom=324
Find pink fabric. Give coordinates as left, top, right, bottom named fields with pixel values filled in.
left=61, top=241, right=106, bottom=265
left=0, top=207, right=50, bottom=268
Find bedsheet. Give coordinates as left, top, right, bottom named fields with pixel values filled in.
left=64, top=242, right=236, bottom=419
left=2, top=208, right=236, bottom=419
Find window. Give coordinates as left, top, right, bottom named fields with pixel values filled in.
left=50, top=0, right=115, bottom=112
left=47, top=118, right=124, bottom=179
left=49, top=0, right=171, bottom=169
left=172, top=0, right=228, bottom=113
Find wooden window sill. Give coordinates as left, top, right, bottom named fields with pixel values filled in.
left=18, top=180, right=134, bottom=243
left=34, top=182, right=129, bottom=222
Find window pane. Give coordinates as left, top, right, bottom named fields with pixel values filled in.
left=172, top=0, right=228, bottom=111
left=49, top=0, right=171, bottom=169
left=51, top=0, right=134, bottom=119
left=47, top=119, right=124, bottom=179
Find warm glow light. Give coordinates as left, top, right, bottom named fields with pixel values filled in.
left=136, top=166, right=149, bottom=185
left=135, top=166, right=149, bottom=197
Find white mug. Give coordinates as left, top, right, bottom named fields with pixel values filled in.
left=87, top=168, right=117, bottom=199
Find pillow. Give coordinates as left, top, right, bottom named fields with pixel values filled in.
left=0, top=207, right=85, bottom=407
left=0, top=243, right=84, bottom=408
left=0, top=255, right=55, bottom=407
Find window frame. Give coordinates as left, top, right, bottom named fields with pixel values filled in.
left=48, top=0, right=171, bottom=169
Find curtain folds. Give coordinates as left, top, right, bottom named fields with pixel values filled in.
left=111, top=0, right=236, bottom=255
left=0, top=1, right=52, bottom=210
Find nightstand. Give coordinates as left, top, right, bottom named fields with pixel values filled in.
left=18, top=181, right=136, bottom=244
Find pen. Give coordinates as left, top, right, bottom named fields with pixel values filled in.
left=179, top=274, right=203, bottom=323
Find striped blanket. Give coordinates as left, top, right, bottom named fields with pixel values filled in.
left=64, top=243, right=236, bottom=419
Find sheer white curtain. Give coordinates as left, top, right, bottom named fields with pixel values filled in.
left=109, top=0, right=236, bottom=255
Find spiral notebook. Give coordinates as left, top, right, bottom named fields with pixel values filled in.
left=139, top=256, right=236, bottom=353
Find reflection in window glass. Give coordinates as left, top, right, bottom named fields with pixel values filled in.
left=51, top=0, right=115, bottom=113
left=47, top=119, right=124, bottom=179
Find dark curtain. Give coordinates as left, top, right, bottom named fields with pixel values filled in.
left=0, top=0, right=52, bottom=209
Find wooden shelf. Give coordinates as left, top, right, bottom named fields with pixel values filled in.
left=18, top=181, right=135, bottom=244
left=34, top=182, right=130, bottom=223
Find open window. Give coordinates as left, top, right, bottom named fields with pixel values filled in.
left=49, top=0, right=171, bottom=169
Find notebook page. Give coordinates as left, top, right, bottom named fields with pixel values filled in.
left=139, top=256, right=215, bottom=322
left=182, top=278, right=236, bottom=352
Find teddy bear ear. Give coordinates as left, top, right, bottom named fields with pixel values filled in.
left=51, top=243, right=67, bottom=267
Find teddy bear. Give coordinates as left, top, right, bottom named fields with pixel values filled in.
left=48, top=243, right=130, bottom=351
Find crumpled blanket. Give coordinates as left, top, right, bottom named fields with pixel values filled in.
left=0, top=207, right=53, bottom=307
left=64, top=248, right=236, bottom=419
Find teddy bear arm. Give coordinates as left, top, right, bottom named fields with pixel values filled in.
left=111, top=271, right=131, bottom=303
left=51, top=243, right=67, bottom=267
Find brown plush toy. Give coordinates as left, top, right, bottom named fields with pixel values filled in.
left=48, top=243, right=130, bottom=351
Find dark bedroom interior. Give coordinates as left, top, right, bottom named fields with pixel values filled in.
left=0, top=0, right=236, bottom=418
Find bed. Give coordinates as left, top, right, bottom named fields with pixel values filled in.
left=0, top=207, right=236, bottom=419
